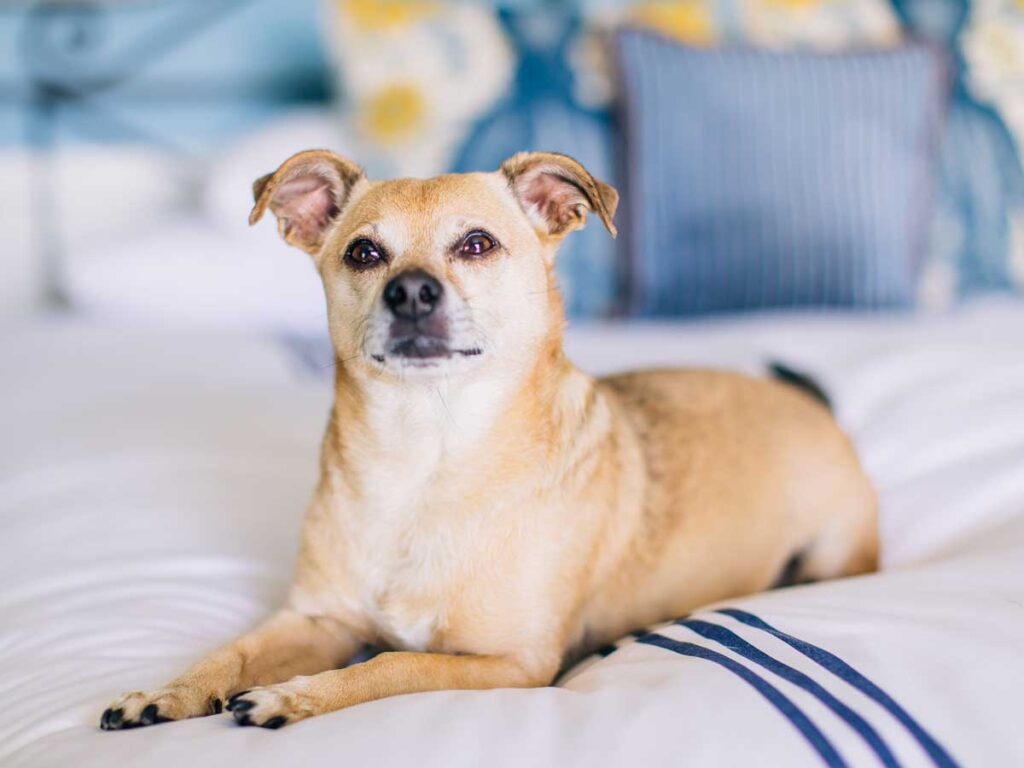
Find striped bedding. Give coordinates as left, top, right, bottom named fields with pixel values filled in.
left=567, top=608, right=961, bottom=768
left=2, top=300, right=1022, bottom=767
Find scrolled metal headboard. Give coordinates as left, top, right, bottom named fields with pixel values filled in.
left=8, top=0, right=328, bottom=305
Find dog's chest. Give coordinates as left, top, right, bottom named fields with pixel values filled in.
left=331, top=383, right=514, bottom=650
left=340, top=450, right=487, bottom=651
left=346, top=502, right=466, bottom=651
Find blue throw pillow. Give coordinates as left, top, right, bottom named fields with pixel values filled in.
left=615, top=30, right=948, bottom=316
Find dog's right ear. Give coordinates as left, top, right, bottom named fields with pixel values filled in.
left=249, top=149, right=365, bottom=255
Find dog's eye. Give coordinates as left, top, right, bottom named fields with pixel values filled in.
left=345, top=238, right=384, bottom=268
left=457, top=231, right=497, bottom=258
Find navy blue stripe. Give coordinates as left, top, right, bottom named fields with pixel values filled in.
left=680, top=619, right=901, bottom=768
left=717, top=609, right=959, bottom=768
left=638, top=633, right=846, bottom=768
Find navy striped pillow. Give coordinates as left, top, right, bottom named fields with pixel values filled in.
left=615, top=31, right=947, bottom=316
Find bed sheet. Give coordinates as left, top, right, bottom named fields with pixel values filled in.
left=2, top=301, right=1023, bottom=767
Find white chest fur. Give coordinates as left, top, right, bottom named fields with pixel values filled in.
left=344, top=506, right=457, bottom=651
left=336, top=377, right=514, bottom=651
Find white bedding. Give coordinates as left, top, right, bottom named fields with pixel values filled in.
left=2, top=301, right=1023, bottom=767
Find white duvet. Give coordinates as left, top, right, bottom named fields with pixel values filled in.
left=2, top=301, right=1023, bottom=767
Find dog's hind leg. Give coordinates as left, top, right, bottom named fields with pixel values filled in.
left=796, top=488, right=880, bottom=582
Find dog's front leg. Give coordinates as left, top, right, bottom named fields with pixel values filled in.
left=226, top=650, right=559, bottom=728
left=100, top=609, right=359, bottom=730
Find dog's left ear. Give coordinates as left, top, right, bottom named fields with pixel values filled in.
left=249, top=149, right=365, bottom=255
left=500, top=152, right=618, bottom=240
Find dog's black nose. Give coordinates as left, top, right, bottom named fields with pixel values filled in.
left=383, top=270, right=443, bottom=320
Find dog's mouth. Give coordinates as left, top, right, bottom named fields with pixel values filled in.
left=371, top=336, right=483, bottom=365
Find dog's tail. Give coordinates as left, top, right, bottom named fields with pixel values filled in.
left=768, top=361, right=832, bottom=412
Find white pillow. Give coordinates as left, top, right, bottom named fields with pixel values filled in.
left=63, top=109, right=349, bottom=334
left=64, top=216, right=327, bottom=335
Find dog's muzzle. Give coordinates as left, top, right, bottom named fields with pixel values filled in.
left=377, top=270, right=480, bottom=363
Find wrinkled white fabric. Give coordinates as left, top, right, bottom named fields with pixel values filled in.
left=2, top=300, right=1022, bottom=767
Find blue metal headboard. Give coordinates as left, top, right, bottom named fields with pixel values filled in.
left=5, top=0, right=330, bottom=305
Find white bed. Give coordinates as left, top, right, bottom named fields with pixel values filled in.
left=2, top=300, right=1023, bottom=767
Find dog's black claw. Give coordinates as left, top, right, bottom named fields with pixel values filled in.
left=261, top=716, right=287, bottom=730
left=230, top=698, right=255, bottom=715
left=100, top=707, right=124, bottom=730
left=226, top=691, right=251, bottom=711
left=233, top=710, right=252, bottom=726
left=211, top=697, right=223, bottom=714
left=139, top=704, right=159, bottom=725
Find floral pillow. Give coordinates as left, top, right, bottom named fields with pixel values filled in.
left=961, top=0, right=1024, bottom=293
left=881, top=0, right=1024, bottom=306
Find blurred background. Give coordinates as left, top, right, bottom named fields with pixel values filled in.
left=1, top=0, right=1022, bottom=331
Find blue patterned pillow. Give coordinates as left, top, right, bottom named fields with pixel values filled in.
left=452, top=8, right=618, bottom=318
left=616, top=30, right=948, bottom=316
left=890, top=0, right=1024, bottom=304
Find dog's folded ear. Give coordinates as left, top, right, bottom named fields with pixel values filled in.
left=500, top=151, right=618, bottom=240
left=249, top=150, right=365, bottom=255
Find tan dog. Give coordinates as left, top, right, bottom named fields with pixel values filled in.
left=100, top=150, right=877, bottom=731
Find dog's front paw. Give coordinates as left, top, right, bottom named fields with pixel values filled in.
left=100, top=687, right=223, bottom=731
left=226, top=678, right=314, bottom=729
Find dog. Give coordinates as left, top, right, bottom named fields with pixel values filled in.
left=100, top=150, right=877, bottom=731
